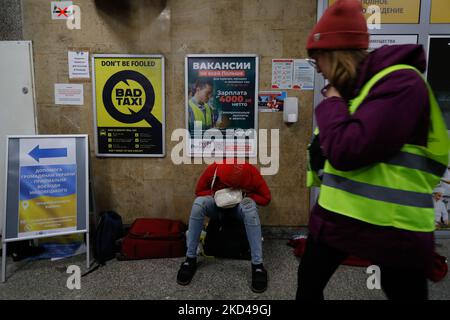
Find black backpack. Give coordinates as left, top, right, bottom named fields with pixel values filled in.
left=92, top=211, right=124, bottom=265
left=203, top=215, right=251, bottom=260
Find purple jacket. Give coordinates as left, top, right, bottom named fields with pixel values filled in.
left=309, top=44, right=434, bottom=270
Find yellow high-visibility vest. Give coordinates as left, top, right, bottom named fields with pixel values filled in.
left=309, top=64, right=450, bottom=232
left=189, top=99, right=213, bottom=129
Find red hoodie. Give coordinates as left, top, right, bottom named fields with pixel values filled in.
left=195, top=162, right=271, bottom=207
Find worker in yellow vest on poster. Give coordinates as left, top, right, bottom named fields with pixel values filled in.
left=188, top=79, right=216, bottom=134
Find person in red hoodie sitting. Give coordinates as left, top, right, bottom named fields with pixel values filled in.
left=176, top=161, right=271, bottom=293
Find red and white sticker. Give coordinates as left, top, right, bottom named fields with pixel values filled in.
left=51, top=1, right=74, bottom=20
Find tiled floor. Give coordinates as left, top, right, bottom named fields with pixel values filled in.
left=0, top=238, right=449, bottom=300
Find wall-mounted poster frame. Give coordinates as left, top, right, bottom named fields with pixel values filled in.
left=328, top=0, right=422, bottom=24
left=369, top=34, right=418, bottom=51
left=430, top=0, right=450, bottom=24
left=427, top=35, right=450, bottom=132
left=92, top=54, right=165, bottom=158
left=185, top=54, right=259, bottom=158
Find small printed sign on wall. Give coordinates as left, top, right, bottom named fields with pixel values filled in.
left=55, top=84, right=84, bottom=105
left=272, top=59, right=314, bottom=91
left=68, top=51, right=90, bottom=79
left=51, top=1, right=74, bottom=20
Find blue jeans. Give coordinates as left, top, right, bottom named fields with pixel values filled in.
left=186, top=196, right=263, bottom=265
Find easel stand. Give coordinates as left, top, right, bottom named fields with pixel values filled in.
left=1, top=231, right=90, bottom=283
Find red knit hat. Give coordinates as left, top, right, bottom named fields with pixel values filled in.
left=306, top=0, right=369, bottom=50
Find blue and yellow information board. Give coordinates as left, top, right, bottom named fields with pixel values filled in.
left=18, top=138, right=77, bottom=237
left=3, top=135, right=88, bottom=242
left=2, top=135, right=89, bottom=282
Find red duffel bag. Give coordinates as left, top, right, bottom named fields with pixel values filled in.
left=118, top=218, right=187, bottom=260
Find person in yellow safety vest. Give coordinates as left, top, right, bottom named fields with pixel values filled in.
left=188, top=79, right=216, bottom=134
left=297, top=0, right=449, bottom=300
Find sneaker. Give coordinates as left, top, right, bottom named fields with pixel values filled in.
left=177, top=258, right=197, bottom=285
left=251, top=264, right=268, bottom=293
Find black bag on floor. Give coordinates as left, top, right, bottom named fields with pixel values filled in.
left=92, top=210, right=124, bottom=265
left=203, top=216, right=251, bottom=260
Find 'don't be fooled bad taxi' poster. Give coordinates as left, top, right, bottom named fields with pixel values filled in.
left=92, top=55, right=165, bottom=157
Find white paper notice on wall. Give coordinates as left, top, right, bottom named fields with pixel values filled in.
left=51, top=1, right=74, bottom=20
left=55, top=84, right=84, bottom=105
left=68, top=51, right=90, bottom=79
left=272, top=59, right=314, bottom=90
left=292, top=59, right=314, bottom=91
left=272, top=59, right=294, bottom=89
left=369, top=35, right=418, bottom=51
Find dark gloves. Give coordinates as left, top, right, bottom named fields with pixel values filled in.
left=308, top=133, right=326, bottom=172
